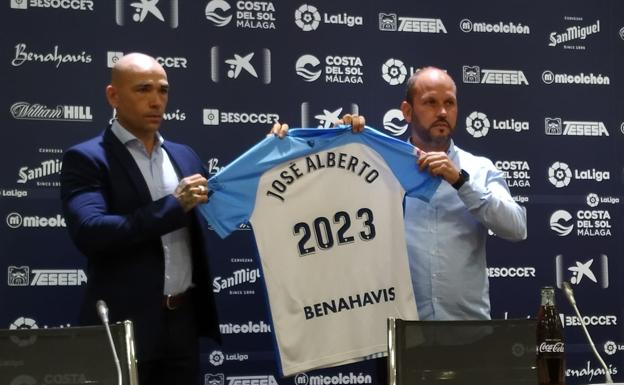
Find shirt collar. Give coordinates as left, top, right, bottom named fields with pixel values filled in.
left=407, top=136, right=457, bottom=157
left=110, top=119, right=164, bottom=149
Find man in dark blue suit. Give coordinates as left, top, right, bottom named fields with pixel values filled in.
left=60, top=53, right=219, bottom=385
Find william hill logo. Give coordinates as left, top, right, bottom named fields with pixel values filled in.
left=11, top=101, right=92, bottom=122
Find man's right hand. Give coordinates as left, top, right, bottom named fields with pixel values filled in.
left=173, top=174, right=209, bottom=212
left=270, top=114, right=366, bottom=139
left=336, top=114, right=365, bottom=132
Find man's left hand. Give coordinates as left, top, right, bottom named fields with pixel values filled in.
left=417, top=151, right=461, bottom=185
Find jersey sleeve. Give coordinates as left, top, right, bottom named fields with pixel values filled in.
left=198, top=129, right=348, bottom=238
left=359, top=127, right=441, bottom=202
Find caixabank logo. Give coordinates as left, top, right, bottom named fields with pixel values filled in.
left=555, top=254, right=609, bottom=289
left=547, top=161, right=609, bottom=188
left=115, top=0, right=178, bottom=28
left=548, top=16, right=600, bottom=51
left=210, top=46, right=271, bottom=84
left=300, top=102, right=359, bottom=128
left=205, top=0, right=276, bottom=30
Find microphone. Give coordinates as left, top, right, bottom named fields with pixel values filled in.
left=96, top=300, right=109, bottom=324
left=560, top=282, right=614, bottom=384
left=96, top=300, right=122, bottom=385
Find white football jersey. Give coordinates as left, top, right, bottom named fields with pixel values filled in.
left=200, top=127, right=440, bottom=376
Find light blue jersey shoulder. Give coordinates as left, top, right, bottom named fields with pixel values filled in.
left=199, top=126, right=440, bottom=238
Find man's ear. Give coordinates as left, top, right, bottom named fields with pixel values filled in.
left=400, top=101, right=412, bottom=123
left=105, top=85, right=117, bottom=109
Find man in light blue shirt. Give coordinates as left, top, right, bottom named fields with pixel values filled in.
left=271, top=67, right=527, bottom=320
left=398, top=67, right=527, bottom=320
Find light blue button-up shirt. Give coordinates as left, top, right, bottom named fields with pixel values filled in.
left=405, top=140, right=527, bottom=320
left=111, top=121, right=193, bottom=296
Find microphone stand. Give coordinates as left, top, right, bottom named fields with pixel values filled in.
left=561, top=282, right=613, bottom=384
left=97, top=300, right=123, bottom=385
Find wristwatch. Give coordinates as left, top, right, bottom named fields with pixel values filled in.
left=452, top=169, right=470, bottom=190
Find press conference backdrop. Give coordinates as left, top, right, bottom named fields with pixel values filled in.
left=1, top=0, right=623, bottom=384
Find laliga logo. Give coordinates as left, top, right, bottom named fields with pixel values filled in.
left=209, top=350, right=225, bottom=366
left=465, top=111, right=490, bottom=138
left=205, top=0, right=232, bottom=27
left=295, top=4, right=321, bottom=31
left=381, top=58, right=407, bottom=85
left=550, top=210, right=574, bottom=236
left=295, top=55, right=322, bottom=82
left=383, top=109, right=408, bottom=136
left=548, top=162, right=572, bottom=188
left=587, top=193, right=600, bottom=208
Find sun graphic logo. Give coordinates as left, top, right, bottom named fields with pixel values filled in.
left=295, top=4, right=321, bottom=31
left=381, top=58, right=407, bottom=85
left=295, top=54, right=322, bottom=82
left=465, top=111, right=490, bottom=138
left=205, top=0, right=233, bottom=27
left=548, top=161, right=572, bottom=188
left=209, top=350, right=225, bottom=366
left=586, top=193, right=600, bottom=208
left=549, top=210, right=574, bottom=236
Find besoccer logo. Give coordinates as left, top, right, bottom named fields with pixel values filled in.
left=295, top=4, right=321, bottom=31
left=465, top=111, right=490, bottom=138
left=549, top=210, right=573, bottom=236
left=209, top=350, right=225, bottom=366
left=295, top=55, right=322, bottom=82
left=548, top=162, right=572, bottom=188
left=205, top=0, right=233, bottom=27
left=382, top=58, right=407, bottom=85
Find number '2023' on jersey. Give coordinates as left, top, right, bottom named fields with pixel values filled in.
left=199, top=127, right=440, bottom=376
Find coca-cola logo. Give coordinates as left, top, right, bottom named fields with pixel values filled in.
left=538, top=341, right=564, bottom=353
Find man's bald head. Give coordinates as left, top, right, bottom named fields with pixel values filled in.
left=111, top=53, right=166, bottom=86
left=405, top=67, right=456, bottom=104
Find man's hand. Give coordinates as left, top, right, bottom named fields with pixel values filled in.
left=269, top=114, right=366, bottom=140
left=173, top=174, right=209, bottom=212
left=336, top=114, right=365, bottom=133
left=270, top=122, right=289, bottom=139
left=417, top=150, right=461, bottom=184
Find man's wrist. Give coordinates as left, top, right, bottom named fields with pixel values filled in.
left=452, top=169, right=469, bottom=190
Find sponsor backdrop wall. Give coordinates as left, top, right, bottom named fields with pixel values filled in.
left=2, top=0, right=624, bottom=384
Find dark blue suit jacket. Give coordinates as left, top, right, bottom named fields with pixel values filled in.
left=60, top=126, right=219, bottom=361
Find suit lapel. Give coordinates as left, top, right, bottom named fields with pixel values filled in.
left=103, top=127, right=152, bottom=204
